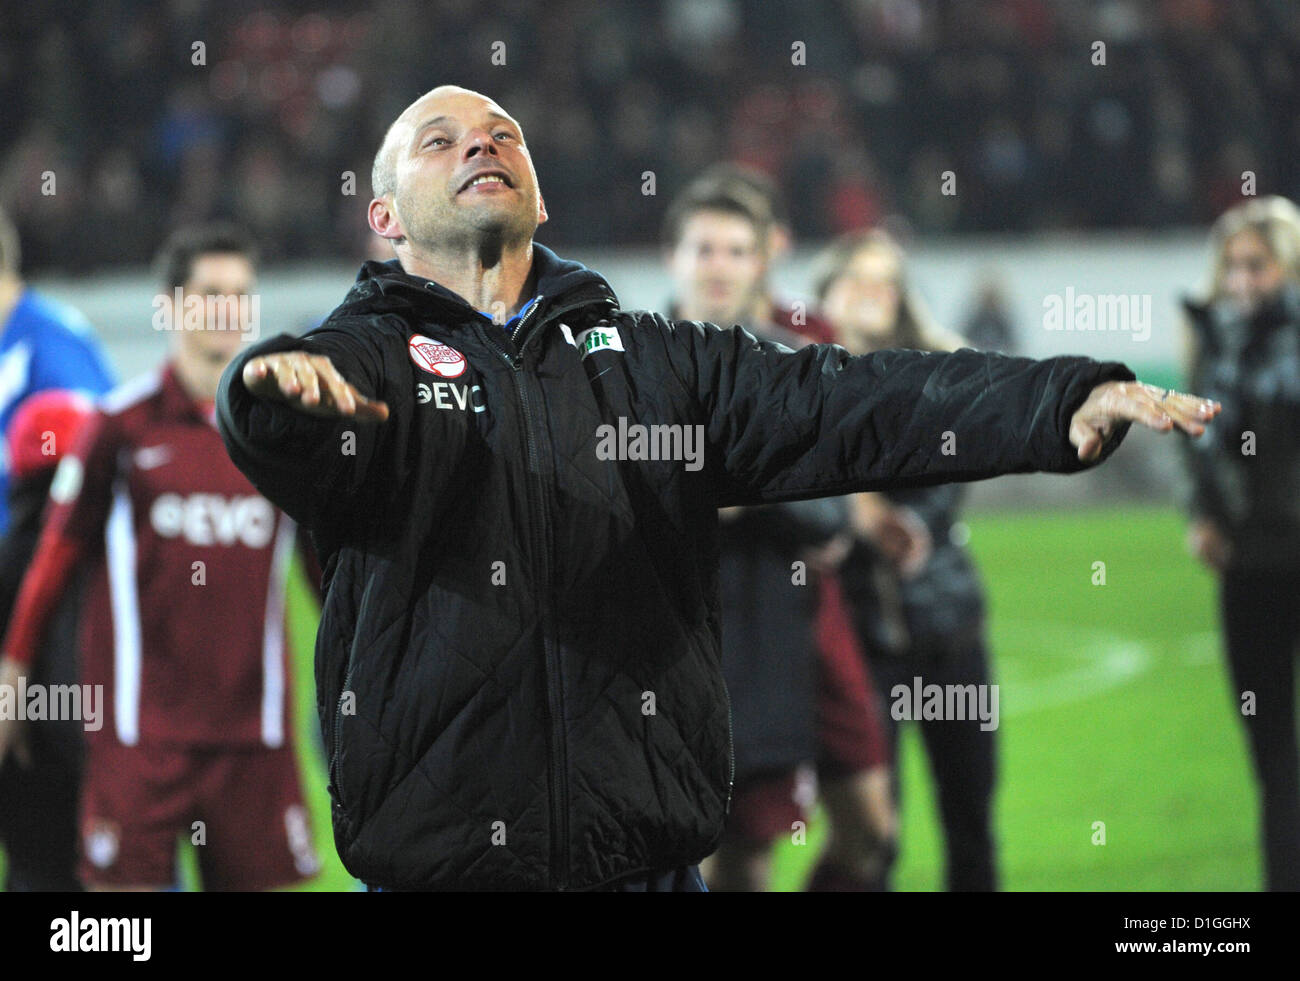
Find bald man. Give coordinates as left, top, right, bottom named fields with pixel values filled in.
left=215, top=86, right=1220, bottom=891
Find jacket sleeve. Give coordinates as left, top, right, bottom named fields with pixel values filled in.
left=652, top=316, right=1137, bottom=506
left=216, top=322, right=401, bottom=535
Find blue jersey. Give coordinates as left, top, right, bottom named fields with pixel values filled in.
left=0, top=288, right=116, bottom=532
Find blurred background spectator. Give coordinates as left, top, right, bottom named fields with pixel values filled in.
left=3, top=0, right=1299, bottom=273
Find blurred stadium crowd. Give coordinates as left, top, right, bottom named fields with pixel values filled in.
left=3, top=0, right=1299, bottom=272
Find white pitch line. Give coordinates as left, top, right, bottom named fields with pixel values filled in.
left=992, top=621, right=1155, bottom=717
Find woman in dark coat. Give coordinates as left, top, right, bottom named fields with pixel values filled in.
left=1182, top=195, right=1300, bottom=891
left=815, top=229, right=999, bottom=891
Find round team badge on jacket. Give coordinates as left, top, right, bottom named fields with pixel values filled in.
left=409, top=335, right=467, bottom=378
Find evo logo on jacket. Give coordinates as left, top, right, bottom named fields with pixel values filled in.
left=416, top=380, right=486, bottom=413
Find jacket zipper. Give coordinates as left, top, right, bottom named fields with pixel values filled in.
left=330, top=657, right=358, bottom=813
left=500, top=292, right=617, bottom=888
left=473, top=299, right=573, bottom=889
left=719, top=672, right=736, bottom=816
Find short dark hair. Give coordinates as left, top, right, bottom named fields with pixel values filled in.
left=661, top=177, right=774, bottom=250
left=692, top=162, right=789, bottom=229
left=153, top=223, right=259, bottom=289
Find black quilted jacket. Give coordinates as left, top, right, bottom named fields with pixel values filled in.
left=216, top=244, right=1134, bottom=890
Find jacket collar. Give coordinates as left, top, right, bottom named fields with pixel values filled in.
left=336, top=242, right=619, bottom=327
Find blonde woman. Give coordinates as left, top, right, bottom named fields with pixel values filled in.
left=1182, top=196, right=1300, bottom=891
left=813, top=229, right=998, bottom=890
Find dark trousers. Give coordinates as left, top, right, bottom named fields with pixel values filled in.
left=867, top=634, right=998, bottom=892
left=0, top=621, right=84, bottom=892
left=1221, top=566, right=1300, bottom=891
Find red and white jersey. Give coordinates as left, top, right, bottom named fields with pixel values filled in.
left=45, top=361, right=300, bottom=748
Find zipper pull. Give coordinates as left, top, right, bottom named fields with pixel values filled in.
left=511, top=294, right=546, bottom=343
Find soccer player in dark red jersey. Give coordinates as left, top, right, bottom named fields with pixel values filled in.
left=0, top=225, right=322, bottom=891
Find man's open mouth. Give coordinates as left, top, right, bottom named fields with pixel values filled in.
left=459, top=171, right=514, bottom=192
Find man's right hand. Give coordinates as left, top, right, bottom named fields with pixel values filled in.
left=242, top=352, right=389, bottom=422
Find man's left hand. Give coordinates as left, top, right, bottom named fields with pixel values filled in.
left=1069, top=381, right=1220, bottom=463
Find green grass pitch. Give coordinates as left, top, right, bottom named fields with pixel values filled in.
left=0, top=506, right=1265, bottom=890
left=769, top=506, right=1259, bottom=891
